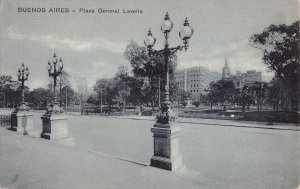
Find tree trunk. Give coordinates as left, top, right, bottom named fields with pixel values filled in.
left=151, top=98, right=155, bottom=110
left=123, top=102, right=126, bottom=116
left=257, top=95, right=260, bottom=112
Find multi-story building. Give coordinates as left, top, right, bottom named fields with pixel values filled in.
left=175, top=60, right=262, bottom=99
left=174, top=66, right=222, bottom=98
left=231, top=70, right=262, bottom=88
left=221, top=60, right=262, bottom=88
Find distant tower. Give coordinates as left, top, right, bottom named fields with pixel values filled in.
left=222, top=58, right=231, bottom=79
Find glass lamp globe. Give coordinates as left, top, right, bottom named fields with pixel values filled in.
left=52, top=53, right=57, bottom=63
left=161, top=13, right=173, bottom=33
left=144, top=29, right=156, bottom=47
left=25, top=67, right=29, bottom=76
left=58, top=58, right=63, bottom=69
left=21, top=63, right=25, bottom=71
left=17, top=69, right=21, bottom=77
left=47, top=61, right=52, bottom=71
left=179, top=18, right=194, bottom=40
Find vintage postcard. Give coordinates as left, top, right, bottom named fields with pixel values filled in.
left=0, top=0, right=299, bottom=188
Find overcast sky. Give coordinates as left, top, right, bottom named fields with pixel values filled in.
left=0, top=0, right=299, bottom=91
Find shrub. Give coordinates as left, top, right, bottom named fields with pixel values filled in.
left=182, top=101, right=188, bottom=107
left=192, top=101, right=201, bottom=107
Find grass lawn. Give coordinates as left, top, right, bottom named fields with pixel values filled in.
left=178, top=109, right=300, bottom=124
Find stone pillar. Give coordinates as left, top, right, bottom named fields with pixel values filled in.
left=41, top=109, right=74, bottom=146
left=150, top=122, right=183, bottom=171
left=11, top=111, right=34, bottom=134
left=41, top=113, right=68, bottom=140
left=10, top=110, right=17, bottom=129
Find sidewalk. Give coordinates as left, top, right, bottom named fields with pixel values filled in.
left=0, top=127, right=206, bottom=189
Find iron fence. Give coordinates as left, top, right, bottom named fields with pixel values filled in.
left=0, top=115, right=11, bottom=126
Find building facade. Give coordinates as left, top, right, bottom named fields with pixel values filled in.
left=174, top=66, right=222, bottom=99
left=221, top=60, right=262, bottom=88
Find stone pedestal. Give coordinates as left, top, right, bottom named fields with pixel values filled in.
left=41, top=113, right=69, bottom=140
left=150, top=123, right=183, bottom=171
left=11, top=111, right=34, bottom=134
left=11, top=111, right=17, bottom=128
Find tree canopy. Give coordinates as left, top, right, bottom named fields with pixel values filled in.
left=203, top=79, right=237, bottom=111
left=250, top=21, right=299, bottom=111
left=27, top=88, right=53, bottom=107
left=123, top=40, right=178, bottom=107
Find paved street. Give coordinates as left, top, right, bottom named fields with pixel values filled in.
left=0, top=111, right=299, bottom=188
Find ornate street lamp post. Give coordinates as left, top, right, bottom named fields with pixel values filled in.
left=144, top=12, right=193, bottom=123
left=17, top=63, right=30, bottom=110
left=11, top=63, right=34, bottom=134
left=41, top=53, right=71, bottom=142
left=144, top=12, right=193, bottom=171
left=47, top=53, right=64, bottom=113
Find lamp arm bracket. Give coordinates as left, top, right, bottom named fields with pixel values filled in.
left=169, top=45, right=183, bottom=55
left=149, top=45, right=183, bottom=57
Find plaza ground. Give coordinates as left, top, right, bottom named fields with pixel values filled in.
left=0, top=110, right=299, bottom=189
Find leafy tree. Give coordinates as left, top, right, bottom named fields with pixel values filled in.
left=204, top=79, right=237, bottom=111
left=1, top=85, right=18, bottom=107
left=250, top=21, right=300, bottom=111
left=114, top=66, right=131, bottom=110
left=174, top=88, right=191, bottom=106
left=0, top=75, right=23, bottom=107
left=0, top=75, right=13, bottom=86
left=182, top=101, right=188, bottom=107
left=203, top=87, right=218, bottom=111
left=239, top=86, right=254, bottom=112
left=58, top=71, right=71, bottom=105
left=192, top=100, right=201, bottom=108
left=74, top=75, right=89, bottom=113
left=27, top=88, right=53, bottom=107
left=245, top=82, right=268, bottom=111
left=115, top=82, right=131, bottom=110
left=267, top=76, right=289, bottom=111
left=126, top=77, right=153, bottom=108
left=86, top=93, right=99, bottom=105
left=60, top=85, right=77, bottom=106
left=93, top=66, right=132, bottom=110
left=94, top=78, right=118, bottom=107
left=124, top=40, right=177, bottom=108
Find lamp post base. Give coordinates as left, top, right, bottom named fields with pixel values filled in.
left=10, top=110, right=34, bottom=135
left=150, top=155, right=183, bottom=171
left=41, top=113, right=68, bottom=140
left=40, top=112, right=75, bottom=146
left=150, top=123, right=183, bottom=171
